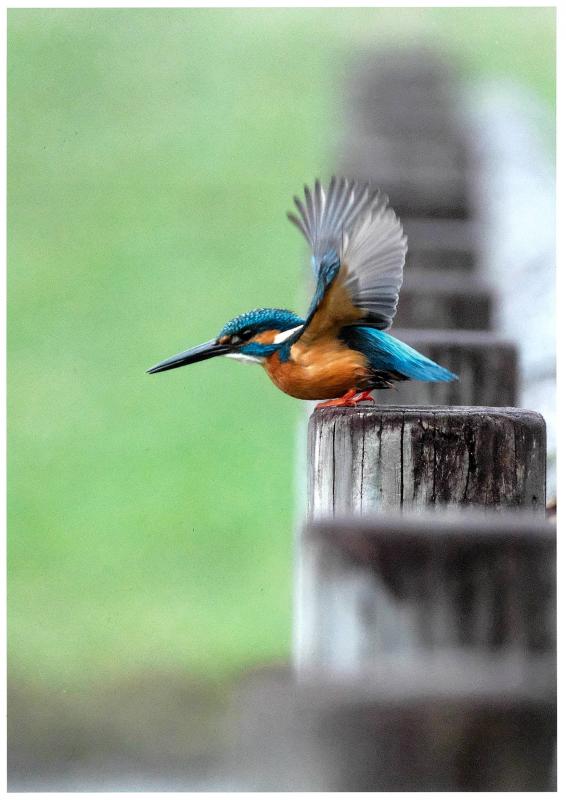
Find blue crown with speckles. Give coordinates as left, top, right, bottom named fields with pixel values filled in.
left=219, top=308, right=304, bottom=337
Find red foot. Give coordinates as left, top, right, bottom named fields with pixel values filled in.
left=355, top=390, right=375, bottom=404
left=316, top=389, right=358, bottom=409
left=316, top=389, right=374, bottom=410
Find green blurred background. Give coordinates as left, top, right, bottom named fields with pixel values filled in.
left=8, top=8, right=555, bottom=696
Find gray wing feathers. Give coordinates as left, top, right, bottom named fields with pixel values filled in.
left=287, top=178, right=407, bottom=329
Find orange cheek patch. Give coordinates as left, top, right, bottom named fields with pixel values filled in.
left=252, top=330, right=279, bottom=345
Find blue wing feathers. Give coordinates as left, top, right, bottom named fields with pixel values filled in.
left=306, top=249, right=341, bottom=318
left=288, top=179, right=407, bottom=333
left=280, top=248, right=340, bottom=358
left=343, top=326, right=458, bottom=383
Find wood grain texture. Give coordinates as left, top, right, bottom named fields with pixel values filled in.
left=307, top=406, right=546, bottom=518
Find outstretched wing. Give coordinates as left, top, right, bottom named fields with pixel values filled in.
left=287, top=177, right=407, bottom=344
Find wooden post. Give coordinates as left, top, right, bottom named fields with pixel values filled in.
left=230, top=652, right=556, bottom=790
left=283, top=41, right=556, bottom=793
left=339, top=152, right=470, bottom=218
left=393, top=274, right=492, bottom=329
left=403, top=218, right=477, bottom=274
left=346, top=105, right=464, bottom=139
left=296, top=407, right=547, bottom=673
left=341, top=135, right=466, bottom=174
left=287, top=44, right=554, bottom=793
left=378, top=330, right=518, bottom=406
left=348, top=47, right=455, bottom=86
left=346, top=50, right=458, bottom=131
left=307, top=406, right=545, bottom=518
left=297, top=512, right=555, bottom=673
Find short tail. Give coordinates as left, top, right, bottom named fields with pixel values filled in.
left=343, top=326, right=458, bottom=383
left=400, top=349, right=458, bottom=383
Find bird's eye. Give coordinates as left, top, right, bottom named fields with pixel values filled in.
left=230, top=329, right=253, bottom=345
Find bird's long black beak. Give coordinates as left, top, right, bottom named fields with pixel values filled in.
left=147, top=339, right=231, bottom=374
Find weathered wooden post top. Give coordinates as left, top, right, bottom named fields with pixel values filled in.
left=307, top=405, right=546, bottom=518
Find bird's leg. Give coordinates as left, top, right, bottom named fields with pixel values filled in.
left=353, top=390, right=375, bottom=404
left=316, top=389, right=359, bottom=409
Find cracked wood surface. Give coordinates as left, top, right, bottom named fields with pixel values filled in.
left=307, top=406, right=546, bottom=518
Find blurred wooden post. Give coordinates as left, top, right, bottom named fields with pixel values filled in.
left=230, top=650, right=556, bottom=791
left=378, top=330, right=518, bottom=406
left=298, top=513, right=555, bottom=673
left=288, top=511, right=556, bottom=791
left=403, top=218, right=478, bottom=274
left=341, top=50, right=472, bottom=220
left=341, top=149, right=470, bottom=219
left=393, top=274, right=492, bottom=329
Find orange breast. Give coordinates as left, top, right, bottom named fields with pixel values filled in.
left=263, top=337, right=370, bottom=400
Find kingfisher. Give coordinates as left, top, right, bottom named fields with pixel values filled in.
left=148, top=178, right=457, bottom=407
